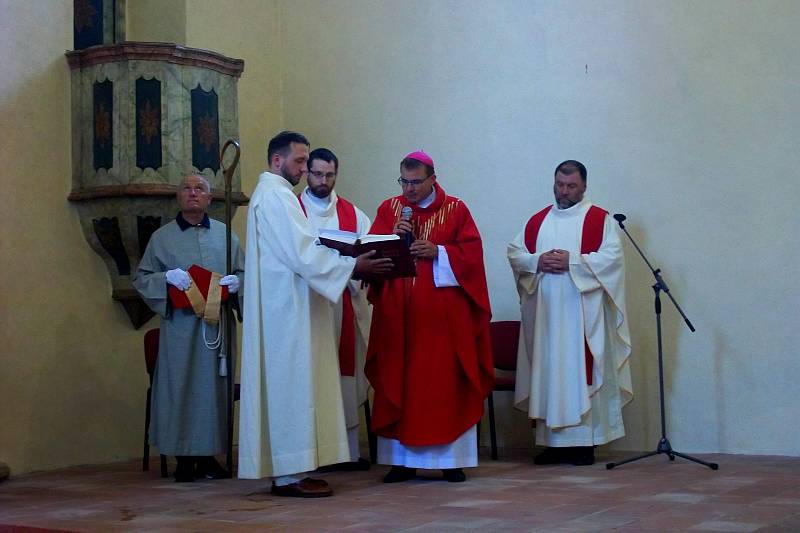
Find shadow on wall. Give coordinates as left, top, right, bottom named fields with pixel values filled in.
left=618, top=218, right=696, bottom=453
left=712, top=327, right=729, bottom=453
left=24, top=301, right=147, bottom=473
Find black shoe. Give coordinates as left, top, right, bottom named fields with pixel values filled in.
left=533, top=447, right=567, bottom=465
left=351, top=457, right=372, bottom=471
left=569, top=446, right=595, bottom=466
left=382, top=466, right=417, bottom=483
left=317, top=457, right=372, bottom=472
left=442, top=468, right=466, bottom=482
left=195, top=456, right=231, bottom=480
left=173, top=456, right=195, bottom=482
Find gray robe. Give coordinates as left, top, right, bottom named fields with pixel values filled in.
left=133, top=217, right=244, bottom=456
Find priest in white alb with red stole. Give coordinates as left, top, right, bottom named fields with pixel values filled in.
left=366, top=150, right=494, bottom=483
left=508, top=160, right=632, bottom=466
left=298, top=147, right=372, bottom=470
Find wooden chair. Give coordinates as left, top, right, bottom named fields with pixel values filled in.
left=142, top=328, right=168, bottom=477
left=487, top=320, right=521, bottom=460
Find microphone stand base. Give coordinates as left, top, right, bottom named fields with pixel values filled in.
left=606, top=437, right=719, bottom=470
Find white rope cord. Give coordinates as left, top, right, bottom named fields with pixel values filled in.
left=205, top=312, right=230, bottom=377
left=202, top=313, right=223, bottom=350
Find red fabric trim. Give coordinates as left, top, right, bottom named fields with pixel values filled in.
left=298, top=192, right=358, bottom=377
left=335, top=196, right=357, bottom=376
left=581, top=205, right=607, bottom=254
left=522, top=204, right=607, bottom=386
left=335, top=196, right=357, bottom=232
left=523, top=205, right=552, bottom=253
left=580, top=205, right=607, bottom=386
left=365, top=188, right=494, bottom=446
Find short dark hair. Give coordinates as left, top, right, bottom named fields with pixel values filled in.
left=400, top=157, right=435, bottom=178
left=554, top=160, right=587, bottom=182
left=308, top=147, right=339, bottom=173
left=267, top=131, right=309, bottom=162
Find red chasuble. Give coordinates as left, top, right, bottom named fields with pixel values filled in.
left=523, top=204, right=607, bottom=385
left=298, top=194, right=358, bottom=377
left=365, top=183, right=494, bottom=446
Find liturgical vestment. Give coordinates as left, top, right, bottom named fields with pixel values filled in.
left=508, top=197, right=632, bottom=446
left=366, top=184, right=494, bottom=468
left=298, top=187, right=372, bottom=461
left=238, top=172, right=355, bottom=479
left=133, top=214, right=244, bottom=456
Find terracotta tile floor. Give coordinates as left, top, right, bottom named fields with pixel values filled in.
left=1, top=450, right=799, bottom=532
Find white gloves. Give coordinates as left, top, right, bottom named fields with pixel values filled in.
left=219, top=274, right=240, bottom=293
left=165, top=268, right=191, bottom=290
left=166, top=269, right=238, bottom=293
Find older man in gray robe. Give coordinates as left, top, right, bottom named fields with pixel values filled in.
left=133, top=174, right=244, bottom=482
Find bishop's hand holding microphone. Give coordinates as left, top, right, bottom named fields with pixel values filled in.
left=393, top=206, right=415, bottom=244
left=394, top=206, right=438, bottom=259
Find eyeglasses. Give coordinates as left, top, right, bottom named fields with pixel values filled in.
left=309, top=170, right=337, bottom=180
left=397, top=175, right=434, bottom=187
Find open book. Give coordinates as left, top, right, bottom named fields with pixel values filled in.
left=318, top=229, right=416, bottom=280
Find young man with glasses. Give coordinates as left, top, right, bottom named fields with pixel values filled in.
left=297, top=148, right=373, bottom=471
left=365, top=150, right=494, bottom=483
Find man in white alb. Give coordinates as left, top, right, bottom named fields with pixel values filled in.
left=238, top=131, right=391, bottom=497
left=507, top=160, right=632, bottom=466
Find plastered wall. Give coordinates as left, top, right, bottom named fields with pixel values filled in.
left=274, top=0, right=800, bottom=455
left=1, top=0, right=147, bottom=474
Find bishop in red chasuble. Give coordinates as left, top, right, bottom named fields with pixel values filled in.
left=366, top=151, right=494, bottom=483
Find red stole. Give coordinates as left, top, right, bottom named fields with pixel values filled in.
left=523, top=204, right=607, bottom=385
left=298, top=193, right=358, bottom=376
left=365, top=184, right=494, bottom=446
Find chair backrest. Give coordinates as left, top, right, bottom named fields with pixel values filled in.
left=489, top=321, right=521, bottom=372
left=144, top=328, right=160, bottom=376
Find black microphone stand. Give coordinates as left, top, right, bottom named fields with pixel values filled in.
left=606, top=214, right=718, bottom=471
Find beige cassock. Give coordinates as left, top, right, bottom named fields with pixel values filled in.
left=238, top=172, right=355, bottom=479
left=507, top=198, right=633, bottom=446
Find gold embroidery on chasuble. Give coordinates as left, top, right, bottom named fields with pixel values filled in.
left=419, top=199, right=459, bottom=242
left=389, top=197, right=460, bottom=242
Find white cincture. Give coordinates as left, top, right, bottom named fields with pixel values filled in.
left=201, top=314, right=229, bottom=377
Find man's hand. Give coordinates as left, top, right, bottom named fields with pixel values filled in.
left=410, top=240, right=438, bottom=259
left=353, top=250, right=394, bottom=278
left=219, top=274, right=240, bottom=293
left=537, top=249, right=569, bottom=274
left=393, top=219, right=413, bottom=237
left=165, top=268, right=192, bottom=290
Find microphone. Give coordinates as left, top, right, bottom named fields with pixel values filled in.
left=401, top=206, right=414, bottom=247
left=613, top=213, right=626, bottom=228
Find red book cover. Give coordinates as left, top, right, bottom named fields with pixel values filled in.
left=168, top=264, right=229, bottom=309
